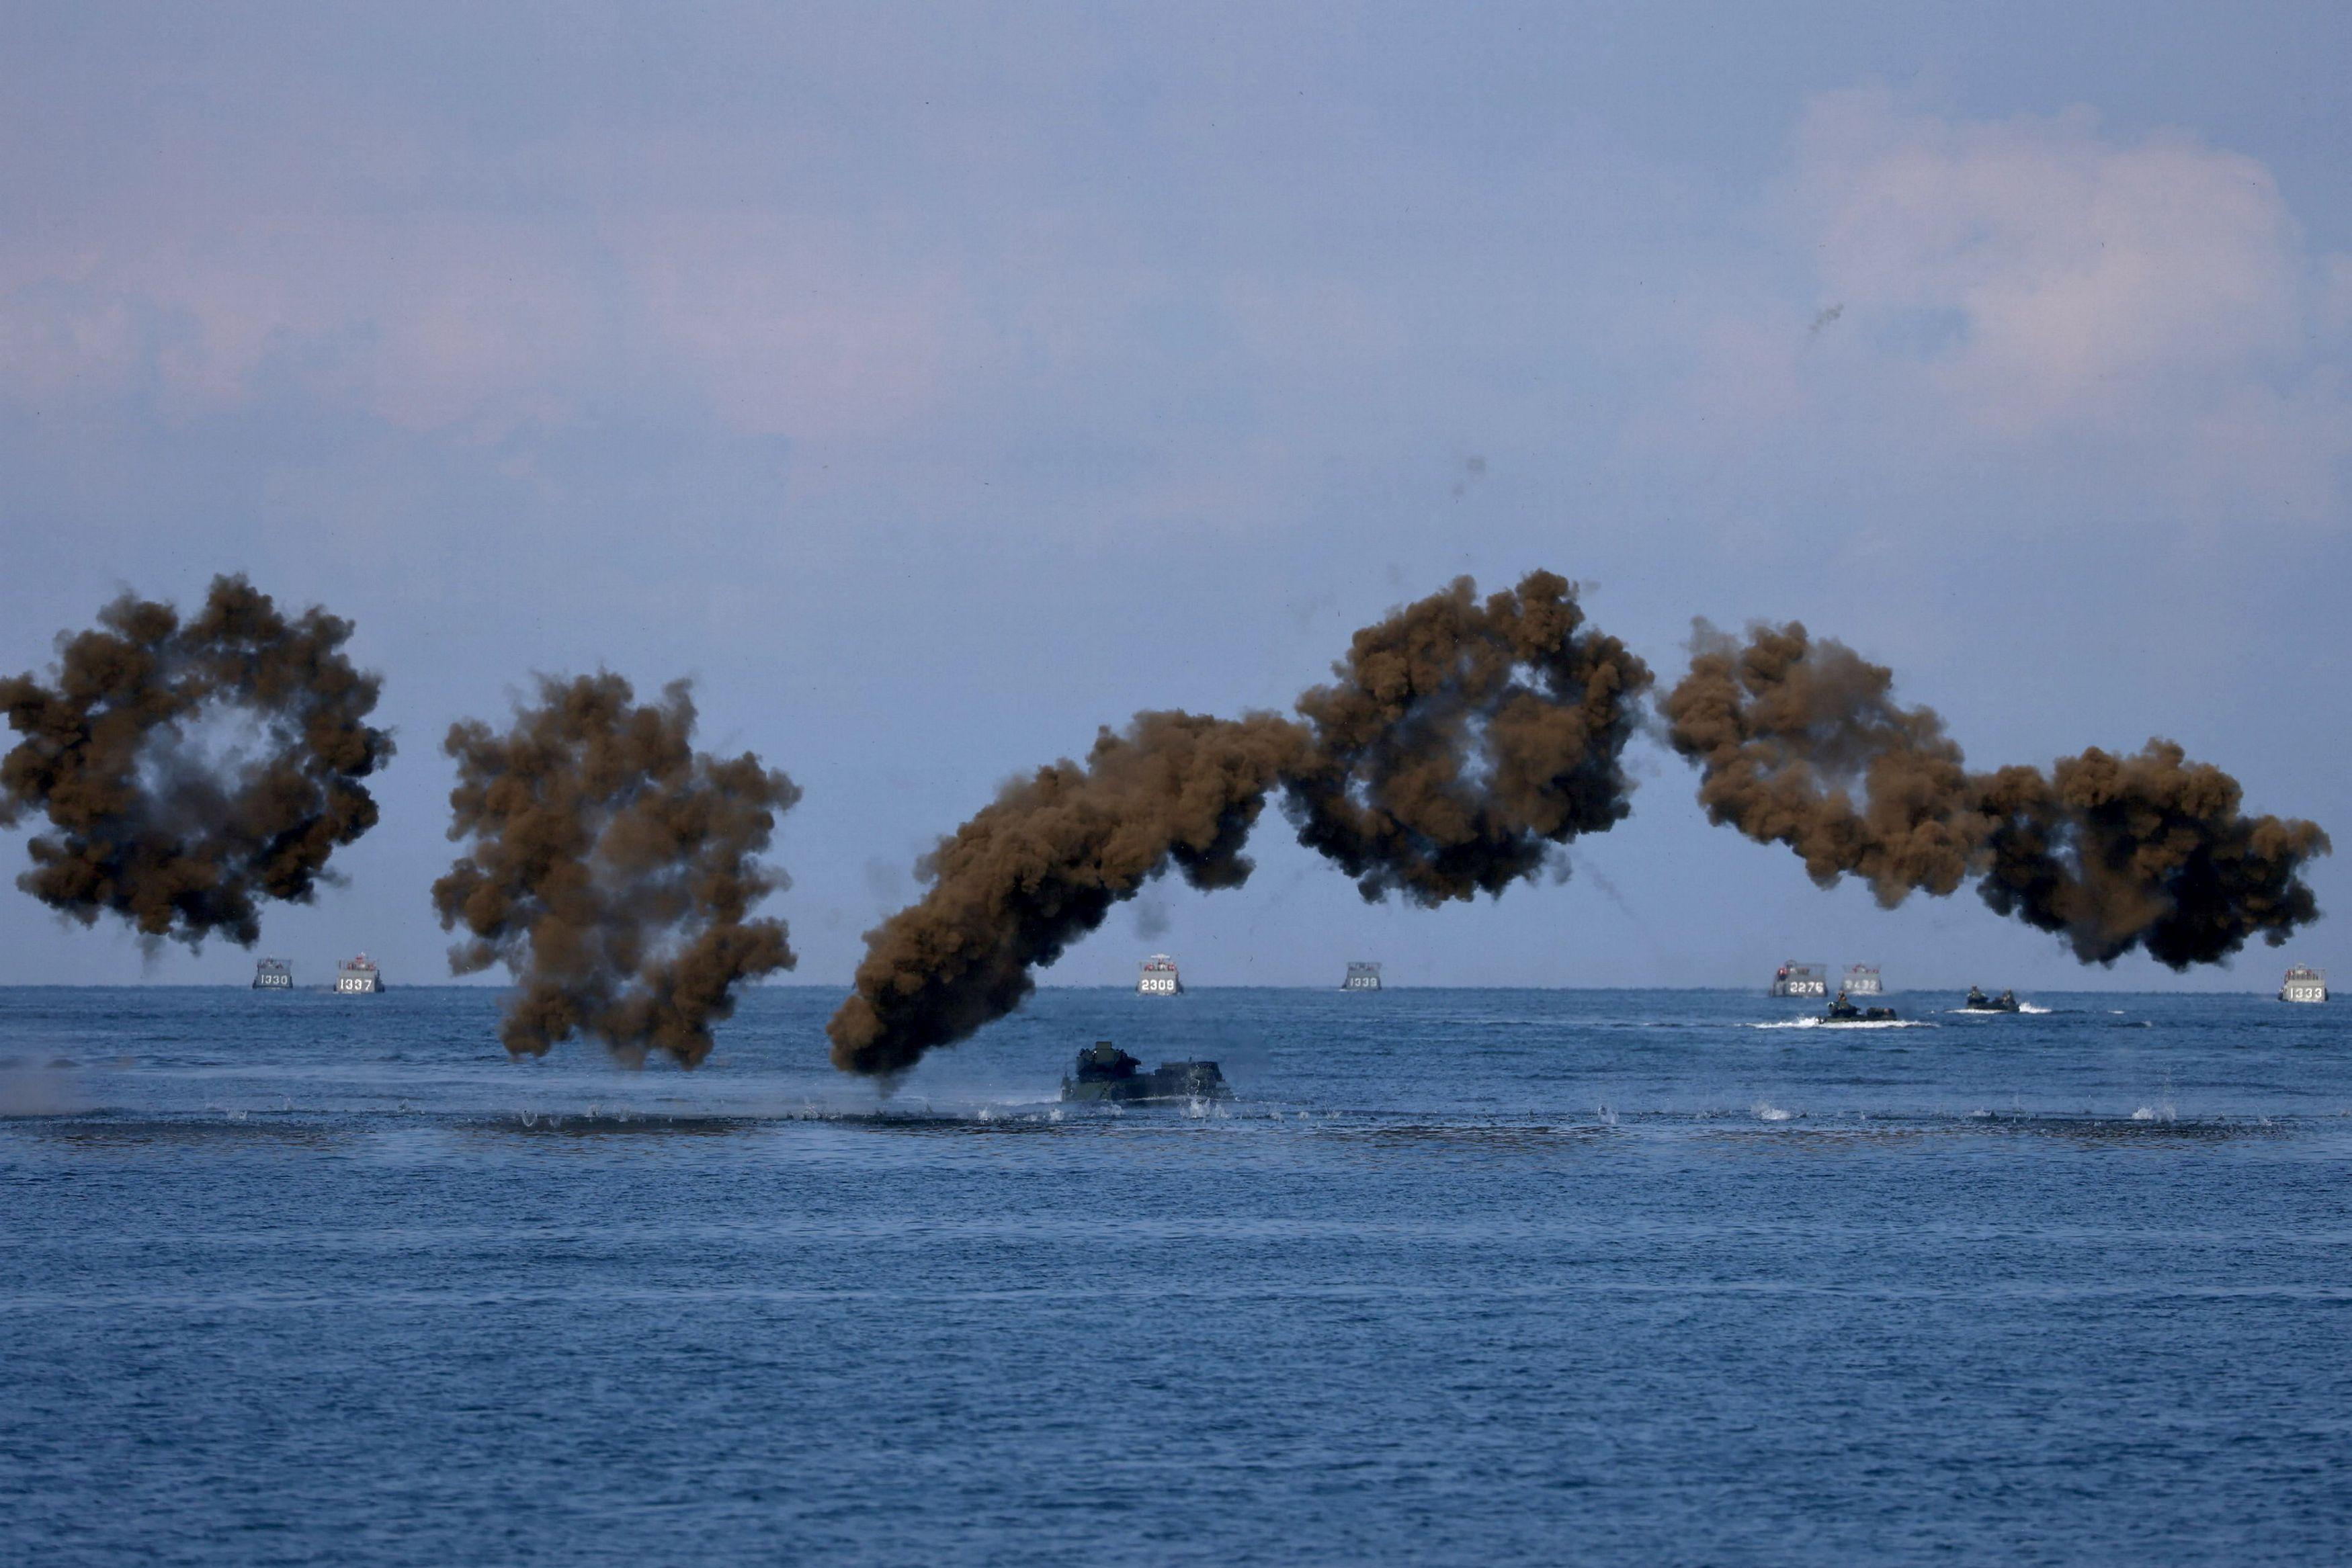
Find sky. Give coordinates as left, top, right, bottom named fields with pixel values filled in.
left=2, top=1, right=2347, bottom=994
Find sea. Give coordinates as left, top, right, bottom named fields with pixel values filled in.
left=2, top=984, right=2347, bottom=1565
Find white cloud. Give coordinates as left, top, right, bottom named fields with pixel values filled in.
left=601, top=211, right=971, bottom=442
left=1640, top=87, right=2352, bottom=527
left=0, top=277, right=153, bottom=398
left=1796, top=88, right=2314, bottom=429
left=0, top=217, right=607, bottom=429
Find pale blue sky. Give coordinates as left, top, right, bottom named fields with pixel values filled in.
left=3, top=2, right=2346, bottom=992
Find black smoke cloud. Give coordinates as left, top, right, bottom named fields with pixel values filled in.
left=433, top=673, right=800, bottom=1067
left=1663, top=621, right=2328, bottom=967
left=828, top=572, right=1652, bottom=1076
left=0, top=576, right=392, bottom=946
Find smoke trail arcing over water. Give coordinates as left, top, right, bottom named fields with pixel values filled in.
left=1663, top=621, right=2329, bottom=966
left=0, top=576, right=392, bottom=947
left=434, top=674, right=800, bottom=1066
left=828, top=572, right=1652, bottom=1076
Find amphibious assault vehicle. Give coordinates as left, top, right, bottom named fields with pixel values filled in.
left=1824, top=992, right=1898, bottom=1023
left=1961, top=987, right=2020, bottom=1013
left=1060, top=1042, right=1232, bottom=1104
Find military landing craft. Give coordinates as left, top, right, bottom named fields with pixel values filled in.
left=1060, top=1042, right=1232, bottom=1104
left=1961, top=987, right=2021, bottom=1013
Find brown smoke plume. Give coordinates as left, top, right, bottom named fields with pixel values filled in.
left=1664, top=622, right=2328, bottom=967
left=1286, top=571, right=1652, bottom=904
left=0, top=576, right=392, bottom=947
left=433, top=674, right=800, bottom=1067
left=829, top=572, right=1651, bottom=1076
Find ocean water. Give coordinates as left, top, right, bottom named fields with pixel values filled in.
left=3, top=984, right=2348, bottom=1565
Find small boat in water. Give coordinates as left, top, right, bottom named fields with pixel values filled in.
left=1960, top=986, right=2021, bottom=1014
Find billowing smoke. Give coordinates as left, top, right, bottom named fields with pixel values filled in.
left=1286, top=571, right=1651, bottom=904
left=0, top=576, right=392, bottom=946
left=829, top=572, right=1651, bottom=1076
left=1663, top=621, right=2328, bottom=966
left=826, top=712, right=1306, bottom=1076
left=433, top=674, right=800, bottom=1067
left=1660, top=623, right=1981, bottom=904
left=1974, top=746, right=2328, bottom=966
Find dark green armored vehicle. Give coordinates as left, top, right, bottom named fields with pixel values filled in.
left=1060, top=1041, right=1232, bottom=1104
left=1824, top=991, right=1898, bottom=1022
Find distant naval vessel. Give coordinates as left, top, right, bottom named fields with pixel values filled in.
left=252, top=958, right=293, bottom=990
left=1842, top=964, right=1883, bottom=996
left=1060, top=1042, right=1231, bottom=1104
left=1769, top=963, right=1828, bottom=998
left=335, top=954, right=384, bottom=994
left=1343, top=961, right=1382, bottom=992
left=1137, top=954, right=1182, bottom=995
left=2281, top=966, right=2328, bottom=1003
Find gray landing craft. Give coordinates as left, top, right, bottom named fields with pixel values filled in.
left=252, top=958, right=292, bottom=990
left=1961, top=986, right=2021, bottom=1013
left=1769, top=962, right=1829, bottom=998
left=1060, top=1042, right=1232, bottom=1104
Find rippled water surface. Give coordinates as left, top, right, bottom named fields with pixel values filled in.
left=4, top=985, right=2349, bottom=1565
